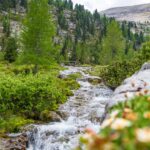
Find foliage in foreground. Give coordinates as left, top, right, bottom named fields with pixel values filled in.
left=79, top=96, right=150, bottom=150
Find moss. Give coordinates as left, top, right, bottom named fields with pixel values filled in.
left=40, top=110, right=51, bottom=122
left=0, top=116, right=34, bottom=133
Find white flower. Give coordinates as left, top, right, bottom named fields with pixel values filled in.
left=101, top=118, right=114, bottom=128
left=136, top=128, right=150, bottom=143
left=110, top=110, right=120, bottom=118
left=111, top=118, right=131, bottom=130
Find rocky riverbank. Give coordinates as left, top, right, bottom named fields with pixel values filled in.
left=109, top=62, right=150, bottom=107
left=0, top=133, right=28, bottom=150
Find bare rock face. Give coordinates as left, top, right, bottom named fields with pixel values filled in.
left=101, top=3, right=150, bottom=23
left=109, top=63, right=150, bottom=107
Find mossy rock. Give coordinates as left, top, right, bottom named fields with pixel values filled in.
left=40, top=110, right=61, bottom=122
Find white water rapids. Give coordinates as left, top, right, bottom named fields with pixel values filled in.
left=27, top=66, right=113, bottom=150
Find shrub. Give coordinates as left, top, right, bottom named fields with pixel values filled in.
left=99, top=59, right=142, bottom=87
left=0, top=73, right=77, bottom=119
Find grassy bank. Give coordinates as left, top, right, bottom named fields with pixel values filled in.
left=0, top=63, right=80, bottom=134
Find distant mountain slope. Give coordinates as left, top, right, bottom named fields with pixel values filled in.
left=102, top=3, right=150, bottom=23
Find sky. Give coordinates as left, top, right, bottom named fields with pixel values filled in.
left=72, top=0, right=150, bottom=11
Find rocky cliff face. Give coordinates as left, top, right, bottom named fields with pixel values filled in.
left=109, top=62, right=150, bottom=107
left=102, top=3, right=150, bottom=37
left=102, top=3, right=150, bottom=23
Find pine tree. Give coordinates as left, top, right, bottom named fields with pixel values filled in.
left=20, top=0, right=56, bottom=66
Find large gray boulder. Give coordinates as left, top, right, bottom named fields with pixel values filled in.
left=109, top=63, right=150, bottom=107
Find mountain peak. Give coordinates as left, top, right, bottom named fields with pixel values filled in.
left=101, top=3, right=150, bottom=23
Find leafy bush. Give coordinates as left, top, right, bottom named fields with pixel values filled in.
left=0, top=63, right=80, bottom=134
left=0, top=74, right=75, bottom=117
left=99, top=59, right=142, bottom=87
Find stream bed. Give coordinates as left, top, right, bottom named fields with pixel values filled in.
left=27, top=66, right=113, bottom=150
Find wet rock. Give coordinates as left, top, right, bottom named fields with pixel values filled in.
left=109, top=62, right=150, bottom=107
left=140, top=62, right=150, bottom=71
left=58, top=74, right=67, bottom=79
left=57, top=110, right=69, bottom=119
left=87, top=76, right=102, bottom=85
left=50, top=111, right=62, bottom=122
left=40, top=110, right=62, bottom=122
left=21, top=124, right=36, bottom=133
left=0, top=133, right=28, bottom=150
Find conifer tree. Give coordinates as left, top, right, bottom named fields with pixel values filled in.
left=20, top=0, right=56, bottom=65
left=4, top=37, right=18, bottom=63
left=100, top=20, right=125, bottom=64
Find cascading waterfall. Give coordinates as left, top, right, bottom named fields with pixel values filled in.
left=27, top=66, right=113, bottom=150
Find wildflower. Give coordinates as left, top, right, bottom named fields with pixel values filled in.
left=124, top=108, right=133, bottom=113
left=110, top=110, right=119, bottom=118
left=111, top=118, right=131, bottom=130
left=123, top=112, right=137, bottom=121
left=135, top=92, right=143, bottom=97
left=143, top=89, right=149, bottom=94
left=136, top=128, right=150, bottom=143
left=82, top=129, right=109, bottom=150
left=135, top=92, right=140, bottom=97
left=144, top=112, right=150, bottom=119
left=123, top=108, right=137, bottom=121
left=147, top=97, right=150, bottom=102
left=85, top=128, right=96, bottom=136
left=101, top=118, right=114, bottom=128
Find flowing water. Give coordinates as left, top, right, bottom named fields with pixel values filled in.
left=27, top=66, right=113, bottom=150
